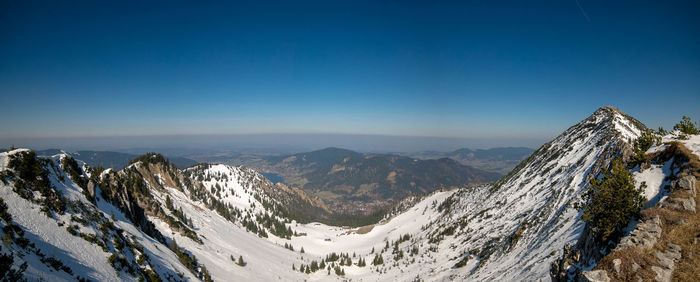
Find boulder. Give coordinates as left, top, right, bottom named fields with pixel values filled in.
left=578, top=270, right=610, bottom=282
left=612, top=258, right=621, bottom=276
left=673, top=175, right=696, bottom=197
left=87, top=181, right=96, bottom=199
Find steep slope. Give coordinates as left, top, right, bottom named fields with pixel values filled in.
left=0, top=149, right=332, bottom=281
left=0, top=150, right=198, bottom=281
left=432, top=106, right=645, bottom=280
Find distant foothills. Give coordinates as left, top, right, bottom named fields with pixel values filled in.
left=206, top=147, right=531, bottom=215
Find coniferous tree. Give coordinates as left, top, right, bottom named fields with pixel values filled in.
left=579, top=157, right=644, bottom=241
left=674, top=115, right=700, bottom=137
left=372, top=254, right=384, bottom=265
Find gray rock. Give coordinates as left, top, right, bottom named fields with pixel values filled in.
left=87, top=181, right=96, bottom=199
left=667, top=243, right=682, bottom=253
left=674, top=175, right=696, bottom=197
left=652, top=266, right=670, bottom=282
left=631, top=262, right=640, bottom=272
left=617, top=215, right=663, bottom=251
left=550, top=243, right=582, bottom=281
left=654, top=251, right=675, bottom=269
left=650, top=243, right=682, bottom=282
left=664, top=197, right=696, bottom=213
left=613, top=258, right=622, bottom=276
left=579, top=270, right=610, bottom=282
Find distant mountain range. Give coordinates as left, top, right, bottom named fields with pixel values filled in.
left=35, top=149, right=198, bottom=170
left=246, top=147, right=501, bottom=214
left=401, top=147, right=534, bottom=174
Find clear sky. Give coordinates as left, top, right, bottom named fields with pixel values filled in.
left=0, top=1, right=699, bottom=150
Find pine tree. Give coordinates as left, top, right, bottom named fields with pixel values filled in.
left=580, top=157, right=645, bottom=241
left=674, top=115, right=700, bottom=137
left=372, top=254, right=384, bottom=265
left=300, top=246, right=305, bottom=253
left=237, top=255, right=245, bottom=266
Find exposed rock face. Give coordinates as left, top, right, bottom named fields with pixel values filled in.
left=660, top=170, right=697, bottom=213
left=87, top=180, right=96, bottom=199
left=662, top=197, right=696, bottom=212
left=550, top=243, right=582, bottom=281
left=578, top=270, right=610, bottom=282
left=651, top=243, right=682, bottom=282
left=674, top=175, right=696, bottom=197
left=612, top=259, right=621, bottom=276
left=616, top=215, right=663, bottom=251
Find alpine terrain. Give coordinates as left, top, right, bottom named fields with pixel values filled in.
left=0, top=106, right=698, bottom=281
left=242, top=147, right=501, bottom=215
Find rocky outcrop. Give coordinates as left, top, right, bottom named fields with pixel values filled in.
left=662, top=196, right=696, bottom=212
left=651, top=243, right=682, bottom=282
left=550, top=243, right=582, bottom=281
left=616, top=215, right=662, bottom=251
left=572, top=141, right=699, bottom=282
left=578, top=270, right=610, bottom=282
left=661, top=174, right=697, bottom=213
left=674, top=175, right=696, bottom=197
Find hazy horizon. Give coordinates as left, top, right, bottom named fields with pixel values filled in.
left=0, top=132, right=546, bottom=155
left=1, top=1, right=698, bottom=144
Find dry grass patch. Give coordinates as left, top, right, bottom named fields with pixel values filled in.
left=669, top=179, right=700, bottom=281
left=596, top=247, right=657, bottom=281
left=356, top=225, right=375, bottom=234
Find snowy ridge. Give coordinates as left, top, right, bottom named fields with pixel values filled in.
left=0, top=106, right=658, bottom=281
left=0, top=150, right=197, bottom=281
left=396, top=106, right=647, bottom=280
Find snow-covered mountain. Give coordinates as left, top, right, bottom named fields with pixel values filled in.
left=1, top=106, right=695, bottom=281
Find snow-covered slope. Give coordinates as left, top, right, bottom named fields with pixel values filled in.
left=367, top=106, right=647, bottom=281
left=0, top=106, right=661, bottom=281
left=0, top=150, right=197, bottom=281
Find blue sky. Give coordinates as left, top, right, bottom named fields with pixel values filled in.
left=0, top=1, right=699, bottom=149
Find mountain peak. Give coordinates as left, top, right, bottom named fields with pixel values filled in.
left=595, top=105, right=621, bottom=114
left=587, top=106, right=647, bottom=141
left=313, top=147, right=358, bottom=153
